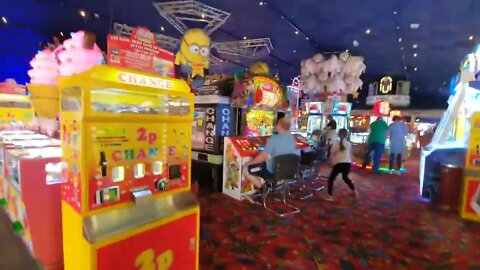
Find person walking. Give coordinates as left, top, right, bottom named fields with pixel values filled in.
left=322, top=128, right=356, bottom=201
left=388, top=116, right=409, bottom=174
left=362, top=117, right=388, bottom=174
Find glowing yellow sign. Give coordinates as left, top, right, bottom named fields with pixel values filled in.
left=379, top=76, right=393, bottom=94
left=117, top=72, right=173, bottom=90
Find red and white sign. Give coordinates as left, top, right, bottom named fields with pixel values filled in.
left=107, top=27, right=175, bottom=77
left=96, top=212, right=198, bottom=270
left=374, top=101, right=390, bottom=116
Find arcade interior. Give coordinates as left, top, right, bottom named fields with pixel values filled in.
left=1, top=0, right=480, bottom=269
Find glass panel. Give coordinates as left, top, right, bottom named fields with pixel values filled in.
left=61, top=87, right=82, bottom=111
left=112, top=166, right=125, bottom=182
left=134, top=163, right=145, bottom=178
left=0, top=101, right=31, bottom=108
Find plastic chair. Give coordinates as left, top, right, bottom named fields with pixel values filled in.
left=298, top=151, right=325, bottom=192
left=260, top=154, right=301, bottom=217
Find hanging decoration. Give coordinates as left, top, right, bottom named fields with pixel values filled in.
left=175, top=28, right=211, bottom=88
left=300, top=51, right=366, bottom=101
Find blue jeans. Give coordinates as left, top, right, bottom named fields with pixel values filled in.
left=389, top=153, right=402, bottom=170
left=363, top=143, right=385, bottom=173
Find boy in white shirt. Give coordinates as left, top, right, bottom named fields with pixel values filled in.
left=323, top=128, right=357, bottom=201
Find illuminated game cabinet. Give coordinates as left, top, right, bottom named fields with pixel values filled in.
left=223, top=135, right=309, bottom=200
left=231, top=75, right=288, bottom=137
left=59, top=65, right=199, bottom=270
left=461, top=111, right=480, bottom=222
left=191, top=80, right=235, bottom=192
left=0, top=93, right=34, bottom=130
left=304, top=101, right=352, bottom=136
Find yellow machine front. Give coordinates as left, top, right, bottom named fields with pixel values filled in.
left=0, top=94, right=34, bottom=129
left=59, top=65, right=199, bottom=270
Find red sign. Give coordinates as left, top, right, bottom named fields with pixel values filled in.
left=107, top=27, right=175, bottom=77
left=96, top=212, right=198, bottom=270
left=374, top=101, right=390, bottom=116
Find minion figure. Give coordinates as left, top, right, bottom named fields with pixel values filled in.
left=175, top=28, right=211, bottom=88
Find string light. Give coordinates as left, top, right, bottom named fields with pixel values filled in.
left=79, top=10, right=86, bottom=17
left=413, top=53, right=418, bottom=57
left=259, top=1, right=264, bottom=6
left=60, top=32, right=64, bottom=36
left=414, top=67, right=418, bottom=71
left=294, top=30, right=299, bottom=35
left=469, top=35, right=474, bottom=40
left=160, top=26, right=165, bottom=31
left=365, top=29, right=372, bottom=35
left=201, top=13, right=205, bottom=18
left=1, top=17, right=6, bottom=24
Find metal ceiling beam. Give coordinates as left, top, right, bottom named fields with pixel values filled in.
left=152, top=0, right=231, bottom=35
left=213, top=38, right=273, bottom=59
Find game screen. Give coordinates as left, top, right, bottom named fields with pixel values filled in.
left=333, top=102, right=352, bottom=116
left=192, top=107, right=207, bottom=150
left=243, top=109, right=275, bottom=136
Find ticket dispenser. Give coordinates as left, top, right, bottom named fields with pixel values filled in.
left=59, top=65, right=199, bottom=270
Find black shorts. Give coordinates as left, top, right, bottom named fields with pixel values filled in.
left=248, top=163, right=274, bottom=180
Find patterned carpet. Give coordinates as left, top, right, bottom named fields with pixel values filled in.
left=197, top=160, right=480, bottom=270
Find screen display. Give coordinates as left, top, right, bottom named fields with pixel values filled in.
left=333, top=102, right=352, bottom=115
left=244, top=109, right=275, bottom=136
left=168, top=165, right=181, bottom=179
left=192, top=107, right=207, bottom=150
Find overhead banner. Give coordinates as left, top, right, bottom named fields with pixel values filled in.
left=107, top=27, right=175, bottom=77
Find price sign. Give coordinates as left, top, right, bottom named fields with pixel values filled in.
left=96, top=212, right=198, bottom=270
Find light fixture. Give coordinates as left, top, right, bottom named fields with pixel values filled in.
left=410, top=23, right=420, bottom=29
left=469, top=35, right=474, bottom=40
left=414, top=67, right=418, bottom=71
left=393, top=11, right=398, bottom=15
left=396, top=26, right=400, bottom=30
left=259, top=1, right=264, bottom=6
left=160, top=26, right=165, bottom=31
left=398, top=37, right=402, bottom=42
left=346, top=49, right=349, bottom=52
left=79, top=10, right=86, bottom=17
left=201, top=13, right=205, bottom=18
left=365, top=29, right=372, bottom=35
left=412, top=44, right=418, bottom=48
left=60, top=32, right=64, bottom=36
left=293, top=49, right=296, bottom=53
left=1, top=17, right=6, bottom=24
left=305, top=37, right=309, bottom=40
left=413, top=53, right=418, bottom=57
left=400, top=47, right=404, bottom=50
left=243, top=36, right=247, bottom=40
left=443, top=81, right=447, bottom=85
left=94, top=13, right=99, bottom=19
left=295, top=30, right=299, bottom=35
left=404, top=66, right=407, bottom=70
left=353, top=40, right=359, bottom=47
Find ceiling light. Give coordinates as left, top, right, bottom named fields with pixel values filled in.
left=414, top=67, right=418, bottom=71
left=201, top=13, right=205, bottom=18
left=400, top=47, right=404, bottom=50
left=160, top=26, right=165, bottom=31
left=79, top=10, right=86, bottom=17
left=404, top=66, right=407, bottom=70
left=243, top=36, right=247, bottom=40
left=410, top=23, right=420, bottom=29
left=413, top=53, right=418, bottom=57
left=365, top=29, right=372, bottom=35
left=259, top=1, right=264, bottom=6
left=295, top=30, right=299, bottom=35
left=412, top=44, right=418, bottom=48
left=60, top=32, right=64, bottom=36
left=1, top=17, right=6, bottom=24
left=469, top=35, right=474, bottom=40
left=293, top=50, right=296, bottom=53
left=353, top=40, right=359, bottom=47
left=398, top=38, right=402, bottom=42
left=443, top=81, right=447, bottom=85
left=305, top=37, right=309, bottom=40
left=393, top=11, right=398, bottom=15
left=396, top=26, right=400, bottom=30
left=93, top=13, right=99, bottom=19
left=346, top=49, right=349, bottom=52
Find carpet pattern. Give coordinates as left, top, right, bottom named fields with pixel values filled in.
left=198, top=161, right=480, bottom=270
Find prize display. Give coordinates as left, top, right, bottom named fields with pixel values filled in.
left=461, top=111, right=480, bottom=222
left=222, top=135, right=309, bottom=200
left=59, top=65, right=199, bottom=270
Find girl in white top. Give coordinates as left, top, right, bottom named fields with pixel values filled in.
left=323, top=128, right=356, bottom=201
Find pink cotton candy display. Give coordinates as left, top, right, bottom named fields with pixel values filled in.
left=27, top=50, right=59, bottom=86
left=57, top=31, right=104, bottom=76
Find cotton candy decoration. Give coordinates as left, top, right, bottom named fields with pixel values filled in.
left=343, top=56, right=366, bottom=78
left=313, top=53, right=325, bottom=63
left=326, top=76, right=346, bottom=94
left=57, top=31, right=104, bottom=76
left=27, top=50, right=59, bottom=85
left=323, top=55, right=342, bottom=78
left=339, top=51, right=350, bottom=62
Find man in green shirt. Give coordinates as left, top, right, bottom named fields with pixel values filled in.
left=362, top=117, right=389, bottom=173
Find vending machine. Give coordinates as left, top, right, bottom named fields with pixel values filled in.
left=59, top=65, right=199, bottom=270
left=192, top=94, right=234, bottom=192
left=461, top=111, right=480, bottom=222
left=223, top=135, right=309, bottom=200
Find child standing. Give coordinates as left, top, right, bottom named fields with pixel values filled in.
left=323, top=128, right=356, bottom=201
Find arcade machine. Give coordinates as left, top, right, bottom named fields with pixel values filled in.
left=191, top=79, right=235, bottom=192
left=59, top=65, right=199, bottom=269
left=231, top=75, right=288, bottom=136
left=461, top=111, right=480, bottom=222
left=420, top=80, right=480, bottom=199
left=304, top=101, right=352, bottom=136
left=305, top=102, right=323, bottom=135
left=0, top=93, right=34, bottom=130
left=222, top=135, right=310, bottom=200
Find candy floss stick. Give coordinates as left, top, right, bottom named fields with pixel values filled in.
left=56, top=31, right=104, bottom=76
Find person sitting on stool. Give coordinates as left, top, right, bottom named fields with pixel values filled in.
left=243, top=118, right=299, bottom=192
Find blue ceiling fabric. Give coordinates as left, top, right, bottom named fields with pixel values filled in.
left=1, top=0, right=478, bottom=108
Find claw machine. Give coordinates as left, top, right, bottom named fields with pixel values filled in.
left=461, top=111, right=480, bottom=222
left=59, top=65, right=199, bottom=270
